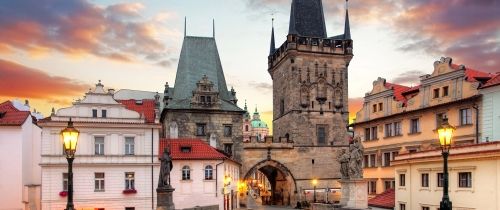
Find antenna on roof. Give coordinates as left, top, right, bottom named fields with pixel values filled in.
left=212, top=19, right=215, bottom=38
left=184, top=16, right=187, bottom=37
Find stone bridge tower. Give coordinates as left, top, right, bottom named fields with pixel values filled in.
left=240, top=0, right=354, bottom=206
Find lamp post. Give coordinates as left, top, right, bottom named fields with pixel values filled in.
left=60, top=118, right=79, bottom=210
left=312, top=179, right=318, bottom=203
left=437, top=117, right=455, bottom=210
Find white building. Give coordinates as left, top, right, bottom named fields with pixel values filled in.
left=38, top=81, right=161, bottom=210
left=159, top=138, right=241, bottom=210
left=0, top=100, right=42, bottom=210
left=480, top=74, right=500, bottom=142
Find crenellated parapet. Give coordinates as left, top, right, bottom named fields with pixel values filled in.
left=268, top=34, right=353, bottom=70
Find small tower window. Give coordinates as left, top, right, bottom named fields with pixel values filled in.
left=280, top=99, right=285, bottom=115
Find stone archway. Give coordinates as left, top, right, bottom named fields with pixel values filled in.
left=243, top=159, right=297, bottom=206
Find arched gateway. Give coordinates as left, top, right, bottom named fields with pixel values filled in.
left=243, top=159, right=297, bottom=206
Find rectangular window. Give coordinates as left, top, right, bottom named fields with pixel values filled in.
left=370, top=154, right=376, bottom=167
left=196, top=123, right=206, bottom=136
left=394, top=121, right=402, bottom=136
left=365, top=128, right=371, bottom=141
left=422, top=207, right=430, bottom=210
left=200, top=96, right=206, bottom=103
left=433, top=88, right=440, bottom=98
left=63, top=173, right=68, bottom=191
left=385, top=123, right=393, bottom=137
left=371, top=126, right=378, bottom=140
left=437, top=173, right=444, bottom=187
left=399, top=174, right=406, bottom=187
left=95, top=137, right=104, bottom=155
left=92, top=109, right=98, bottom=118
left=384, top=180, right=395, bottom=190
left=363, top=155, right=369, bottom=168
left=383, top=152, right=391, bottom=167
left=368, top=181, right=376, bottom=194
left=125, top=172, right=134, bottom=190
left=125, top=137, right=134, bottom=155
left=443, top=86, right=449, bottom=97
left=372, top=104, right=377, bottom=113
left=101, top=110, right=107, bottom=118
left=317, top=126, right=326, bottom=145
left=95, top=173, right=105, bottom=191
left=378, top=103, right=383, bottom=111
left=460, top=108, right=472, bottom=125
left=224, top=125, right=232, bottom=137
left=421, top=173, right=429, bottom=187
left=458, top=172, right=472, bottom=188
left=410, top=118, right=420, bottom=133
left=436, top=113, right=447, bottom=128
left=280, top=99, right=285, bottom=115
left=311, top=101, right=314, bottom=109
left=400, top=204, right=406, bottom=210
left=224, top=143, right=233, bottom=155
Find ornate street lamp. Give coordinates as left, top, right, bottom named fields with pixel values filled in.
left=312, top=179, right=318, bottom=203
left=60, top=118, right=79, bottom=210
left=437, top=117, right=455, bottom=210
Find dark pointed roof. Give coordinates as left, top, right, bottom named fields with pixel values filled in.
left=288, top=0, right=327, bottom=38
left=269, top=23, right=276, bottom=55
left=344, top=5, right=351, bottom=40
left=167, top=36, right=243, bottom=112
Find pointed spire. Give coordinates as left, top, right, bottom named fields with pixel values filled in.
left=184, top=17, right=187, bottom=37
left=288, top=0, right=327, bottom=38
left=212, top=19, right=215, bottom=38
left=344, top=0, right=351, bottom=40
left=244, top=100, right=248, bottom=111
left=269, top=18, right=276, bottom=56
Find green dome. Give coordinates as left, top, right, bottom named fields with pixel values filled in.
left=251, top=119, right=268, bottom=128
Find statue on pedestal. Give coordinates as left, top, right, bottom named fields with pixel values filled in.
left=337, top=135, right=368, bottom=209
left=337, top=149, right=350, bottom=179
left=348, top=136, right=364, bottom=179
left=157, top=148, right=175, bottom=210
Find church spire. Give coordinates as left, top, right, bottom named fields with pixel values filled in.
left=269, top=18, right=276, bottom=56
left=344, top=0, right=351, bottom=40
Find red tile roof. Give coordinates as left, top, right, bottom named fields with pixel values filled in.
left=481, top=74, right=500, bottom=89
left=159, top=138, right=230, bottom=160
left=368, top=189, right=395, bottom=209
left=0, top=101, right=31, bottom=126
left=118, top=99, right=156, bottom=123
left=384, top=82, right=410, bottom=102
left=451, top=64, right=494, bottom=82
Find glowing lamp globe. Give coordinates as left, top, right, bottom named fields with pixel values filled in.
left=312, top=179, right=318, bottom=186
left=60, top=119, right=79, bottom=158
left=437, top=117, right=455, bottom=152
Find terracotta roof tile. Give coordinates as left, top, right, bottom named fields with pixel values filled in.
left=451, top=64, right=494, bottom=82
left=481, top=74, right=500, bottom=89
left=117, top=99, right=156, bottom=123
left=384, top=82, right=410, bottom=102
left=159, top=138, right=229, bottom=160
left=368, top=188, right=395, bottom=209
left=0, top=101, right=30, bottom=126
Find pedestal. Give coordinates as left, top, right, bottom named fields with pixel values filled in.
left=157, top=187, right=175, bottom=210
left=339, top=179, right=368, bottom=209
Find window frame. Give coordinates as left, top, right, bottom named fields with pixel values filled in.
left=204, top=165, right=214, bottom=180
left=196, top=123, right=206, bottom=136
left=437, top=172, right=444, bottom=188
left=94, top=172, right=105, bottom=192
left=92, top=109, right=98, bottom=118
left=317, top=125, right=327, bottom=145
left=101, top=109, right=107, bottom=118
left=182, top=166, right=191, bottom=180
left=125, top=137, right=135, bottom=155
left=399, top=173, right=406, bottom=187
left=433, top=88, right=440, bottom=98
left=459, top=108, right=472, bottom=125
left=383, top=152, right=391, bottom=167
left=410, top=118, right=420, bottom=134
left=368, top=180, right=377, bottom=194
left=394, top=121, right=402, bottom=136
left=458, top=172, right=472, bottom=188
left=442, top=86, right=449, bottom=97
left=94, top=136, right=105, bottom=155
left=125, top=172, right=135, bottom=190
left=223, top=124, right=233, bottom=137
left=421, top=173, right=429, bottom=188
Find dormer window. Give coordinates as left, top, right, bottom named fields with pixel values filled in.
left=433, top=88, right=440, bottom=98
left=135, top=100, right=143, bottom=105
left=0, top=111, right=6, bottom=118
left=372, top=104, right=377, bottom=113
left=443, top=86, right=449, bottom=97
left=180, top=146, right=191, bottom=153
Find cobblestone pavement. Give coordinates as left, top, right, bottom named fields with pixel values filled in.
left=237, top=195, right=295, bottom=210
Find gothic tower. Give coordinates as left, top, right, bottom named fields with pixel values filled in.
left=269, top=0, right=353, bottom=146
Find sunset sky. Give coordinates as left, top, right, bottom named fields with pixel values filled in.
left=0, top=0, right=498, bottom=128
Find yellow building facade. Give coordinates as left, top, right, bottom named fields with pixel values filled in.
left=392, top=141, right=500, bottom=210
left=352, top=57, right=493, bottom=195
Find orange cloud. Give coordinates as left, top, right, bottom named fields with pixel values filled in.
left=0, top=59, right=91, bottom=101
left=348, top=97, right=363, bottom=124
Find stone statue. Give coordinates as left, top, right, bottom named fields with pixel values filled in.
left=158, top=148, right=173, bottom=188
left=337, top=149, right=350, bottom=179
left=348, top=136, right=364, bottom=179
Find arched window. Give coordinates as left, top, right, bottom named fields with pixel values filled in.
left=205, top=165, right=213, bottom=180
left=182, top=166, right=190, bottom=180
